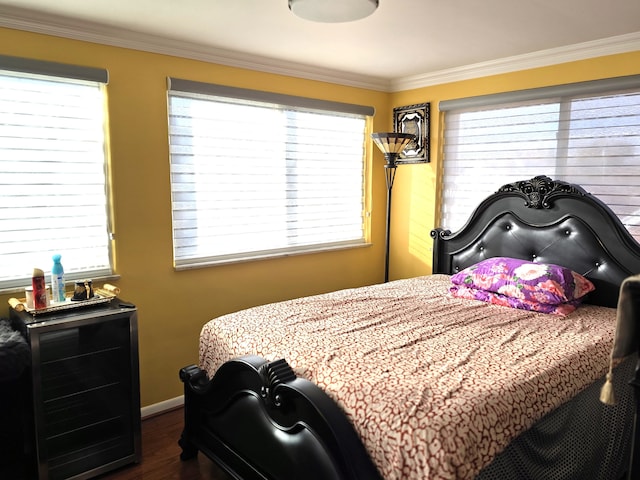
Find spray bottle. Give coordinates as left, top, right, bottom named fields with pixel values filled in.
left=51, top=254, right=65, bottom=303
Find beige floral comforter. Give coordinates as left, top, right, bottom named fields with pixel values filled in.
left=199, top=275, right=617, bottom=480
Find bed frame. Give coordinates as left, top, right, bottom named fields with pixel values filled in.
left=179, top=175, right=640, bottom=480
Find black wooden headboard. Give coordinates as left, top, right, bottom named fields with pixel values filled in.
left=431, top=176, right=640, bottom=308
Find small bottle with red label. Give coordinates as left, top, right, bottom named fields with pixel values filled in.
left=32, top=267, right=48, bottom=309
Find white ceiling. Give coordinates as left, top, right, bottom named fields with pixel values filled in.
left=1, top=0, right=639, bottom=91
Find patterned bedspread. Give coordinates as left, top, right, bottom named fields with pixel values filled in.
left=199, top=275, right=617, bottom=480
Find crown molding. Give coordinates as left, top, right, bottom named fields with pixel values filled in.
left=391, top=32, right=640, bottom=92
left=1, top=5, right=638, bottom=93
left=0, top=5, right=391, bottom=91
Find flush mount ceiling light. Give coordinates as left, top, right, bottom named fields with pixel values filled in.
left=288, top=0, right=379, bottom=23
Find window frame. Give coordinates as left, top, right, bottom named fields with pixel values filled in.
left=0, top=55, right=113, bottom=292
left=438, top=75, right=640, bottom=241
left=167, top=78, right=374, bottom=269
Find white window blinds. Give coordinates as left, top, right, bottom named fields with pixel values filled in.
left=440, top=75, right=640, bottom=241
left=167, top=78, right=373, bottom=268
left=0, top=55, right=111, bottom=290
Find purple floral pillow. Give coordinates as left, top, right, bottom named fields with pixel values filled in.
left=450, top=257, right=595, bottom=312
left=450, top=285, right=582, bottom=315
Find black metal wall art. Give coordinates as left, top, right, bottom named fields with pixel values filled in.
left=393, top=102, right=430, bottom=163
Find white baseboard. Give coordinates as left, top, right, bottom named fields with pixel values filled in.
left=141, top=395, right=184, bottom=419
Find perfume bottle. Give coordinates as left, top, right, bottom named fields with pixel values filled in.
left=32, top=267, right=47, bottom=309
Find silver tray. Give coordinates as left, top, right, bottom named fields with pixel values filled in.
left=23, top=295, right=113, bottom=316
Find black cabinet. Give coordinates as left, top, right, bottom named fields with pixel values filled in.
left=10, top=301, right=141, bottom=480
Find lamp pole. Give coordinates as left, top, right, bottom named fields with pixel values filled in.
left=383, top=162, right=397, bottom=283
left=371, top=132, right=415, bottom=283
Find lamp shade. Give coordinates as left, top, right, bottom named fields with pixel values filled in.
left=371, top=132, right=415, bottom=156
left=288, top=0, right=378, bottom=23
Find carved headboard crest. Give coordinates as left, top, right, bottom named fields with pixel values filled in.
left=498, top=175, right=587, bottom=209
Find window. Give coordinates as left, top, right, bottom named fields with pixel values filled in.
left=0, top=55, right=111, bottom=290
left=439, top=75, right=640, bottom=241
left=167, top=78, right=373, bottom=268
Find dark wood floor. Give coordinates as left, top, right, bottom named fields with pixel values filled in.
left=0, top=404, right=231, bottom=480
left=99, top=407, right=232, bottom=480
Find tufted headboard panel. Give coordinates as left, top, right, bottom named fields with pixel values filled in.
left=431, top=176, right=640, bottom=308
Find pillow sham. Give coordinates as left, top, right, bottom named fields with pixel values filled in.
left=450, top=257, right=595, bottom=306
left=450, top=284, right=582, bottom=316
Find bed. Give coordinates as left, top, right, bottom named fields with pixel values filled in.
left=179, top=175, right=640, bottom=480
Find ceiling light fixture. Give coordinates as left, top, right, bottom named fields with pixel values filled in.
left=288, top=0, right=378, bottom=23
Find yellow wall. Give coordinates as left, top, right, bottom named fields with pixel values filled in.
left=387, top=51, right=640, bottom=280
left=1, top=24, right=638, bottom=408
left=0, top=27, right=391, bottom=407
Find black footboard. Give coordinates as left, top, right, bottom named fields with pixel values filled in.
left=179, top=355, right=382, bottom=480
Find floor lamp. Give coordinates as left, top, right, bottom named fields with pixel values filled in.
left=371, top=132, right=416, bottom=282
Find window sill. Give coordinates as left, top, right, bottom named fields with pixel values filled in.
left=174, top=242, right=372, bottom=271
